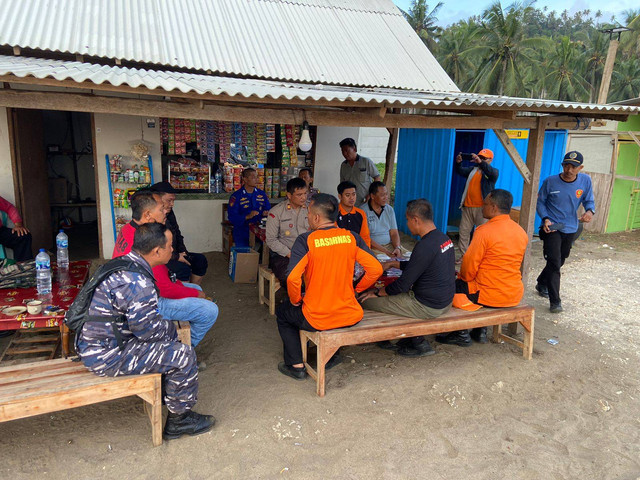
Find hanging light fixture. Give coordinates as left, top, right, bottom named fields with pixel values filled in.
left=298, top=121, right=313, bottom=152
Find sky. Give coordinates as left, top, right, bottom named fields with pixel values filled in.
left=392, top=0, right=638, bottom=28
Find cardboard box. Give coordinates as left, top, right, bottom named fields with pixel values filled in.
left=228, top=247, right=259, bottom=283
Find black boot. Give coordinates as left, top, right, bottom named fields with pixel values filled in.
left=535, top=283, right=549, bottom=298
left=163, top=410, right=215, bottom=440
left=470, top=327, right=488, bottom=343
left=435, top=330, right=472, bottom=347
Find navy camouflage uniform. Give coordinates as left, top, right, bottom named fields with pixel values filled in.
left=76, top=251, right=198, bottom=414
left=228, top=187, right=270, bottom=247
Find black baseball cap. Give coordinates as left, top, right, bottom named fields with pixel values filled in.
left=562, top=151, right=583, bottom=166
left=151, top=181, right=177, bottom=194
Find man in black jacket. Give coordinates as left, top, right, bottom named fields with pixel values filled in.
left=454, top=149, right=499, bottom=259
left=151, top=182, right=208, bottom=285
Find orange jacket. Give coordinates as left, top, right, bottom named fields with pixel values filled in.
left=287, top=226, right=382, bottom=330
left=460, top=214, right=528, bottom=307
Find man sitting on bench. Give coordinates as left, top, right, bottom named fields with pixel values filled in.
left=76, top=222, right=214, bottom=440
left=276, top=194, right=382, bottom=380
left=359, top=198, right=455, bottom=357
left=436, top=189, right=528, bottom=346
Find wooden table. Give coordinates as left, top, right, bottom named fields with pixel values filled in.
left=249, top=223, right=269, bottom=266
left=0, top=261, right=91, bottom=361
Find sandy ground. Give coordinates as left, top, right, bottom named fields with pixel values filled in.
left=1, top=232, right=640, bottom=480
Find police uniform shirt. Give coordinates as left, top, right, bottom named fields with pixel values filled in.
left=228, top=187, right=271, bottom=229
left=265, top=200, right=309, bottom=257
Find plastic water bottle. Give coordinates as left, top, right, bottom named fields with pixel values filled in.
left=35, top=249, right=52, bottom=295
left=214, top=170, right=223, bottom=193
left=56, top=230, right=69, bottom=270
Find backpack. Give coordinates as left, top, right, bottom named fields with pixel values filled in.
left=65, top=257, right=158, bottom=349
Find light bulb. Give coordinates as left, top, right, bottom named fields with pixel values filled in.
left=298, top=122, right=313, bottom=152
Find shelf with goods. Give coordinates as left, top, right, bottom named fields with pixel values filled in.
left=167, top=157, right=210, bottom=193
left=159, top=118, right=316, bottom=198
left=105, top=154, right=154, bottom=241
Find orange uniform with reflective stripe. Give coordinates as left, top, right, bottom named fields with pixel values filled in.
left=463, top=170, right=484, bottom=207
left=459, top=214, right=528, bottom=307
left=287, top=226, right=383, bottom=330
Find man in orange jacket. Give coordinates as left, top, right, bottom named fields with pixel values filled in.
left=436, top=189, right=528, bottom=346
left=276, top=193, right=383, bottom=380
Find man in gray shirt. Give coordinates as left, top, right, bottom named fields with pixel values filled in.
left=339, top=138, right=381, bottom=206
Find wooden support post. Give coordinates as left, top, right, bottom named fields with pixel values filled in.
left=597, top=39, right=619, bottom=104
left=493, top=129, right=532, bottom=183
left=383, top=128, right=399, bottom=186
left=511, top=117, right=546, bottom=335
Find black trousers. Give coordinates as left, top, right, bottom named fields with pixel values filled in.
left=455, top=279, right=480, bottom=304
left=0, top=226, right=33, bottom=261
left=536, top=228, right=576, bottom=305
left=276, top=300, right=318, bottom=366
left=269, top=253, right=290, bottom=292
left=167, top=252, right=208, bottom=281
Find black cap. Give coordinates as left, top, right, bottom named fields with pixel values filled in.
left=562, top=151, right=584, bottom=166
left=150, top=181, right=177, bottom=194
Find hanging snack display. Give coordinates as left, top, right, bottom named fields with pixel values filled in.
left=161, top=118, right=314, bottom=197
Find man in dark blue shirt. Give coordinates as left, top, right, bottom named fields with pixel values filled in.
left=228, top=168, right=271, bottom=247
left=359, top=198, right=455, bottom=357
left=536, top=151, right=595, bottom=313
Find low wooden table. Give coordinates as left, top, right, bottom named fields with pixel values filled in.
left=0, top=261, right=91, bottom=362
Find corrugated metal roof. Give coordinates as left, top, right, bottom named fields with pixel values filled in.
left=1, top=55, right=637, bottom=116
left=0, top=0, right=457, bottom=91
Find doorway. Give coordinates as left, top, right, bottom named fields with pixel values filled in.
left=9, top=109, right=99, bottom=260
left=447, top=130, right=486, bottom=232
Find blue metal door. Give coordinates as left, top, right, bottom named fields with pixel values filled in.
left=395, top=129, right=455, bottom=234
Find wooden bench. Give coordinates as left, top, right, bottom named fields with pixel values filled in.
left=0, top=359, right=164, bottom=446
left=258, top=265, right=280, bottom=316
left=300, top=305, right=535, bottom=397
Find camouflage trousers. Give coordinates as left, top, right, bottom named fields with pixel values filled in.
left=83, top=340, right=198, bottom=414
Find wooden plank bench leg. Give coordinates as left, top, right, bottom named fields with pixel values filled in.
left=492, top=324, right=501, bottom=343
left=316, top=340, right=339, bottom=398
left=138, top=375, right=163, bottom=447
left=258, top=270, right=265, bottom=306
left=520, top=312, right=535, bottom=360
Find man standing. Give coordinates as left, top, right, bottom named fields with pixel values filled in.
left=113, top=190, right=218, bottom=349
left=436, top=189, right=528, bottom=346
left=265, top=177, right=309, bottom=289
left=298, top=168, right=319, bottom=205
left=276, top=194, right=382, bottom=380
left=361, top=181, right=409, bottom=257
left=454, top=149, right=499, bottom=259
left=228, top=168, right=271, bottom=248
left=339, top=138, right=381, bottom=206
left=360, top=199, right=455, bottom=357
left=536, top=151, right=595, bottom=313
left=77, top=222, right=214, bottom=440
left=336, top=181, right=371, bottom=247
left=0, top=194, right=33, bottom=261
left=151, top=182, right=208, bottom=286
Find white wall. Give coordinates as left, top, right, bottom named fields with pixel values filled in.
left=94, top=113, right=163, bottom=257
left=313, top=126, right=360, bottom=195
left=0, top=107, right=16, bottom=206
left=172, top=199, right=225, bottom=252
left=358, top=127, right=391, bottom=164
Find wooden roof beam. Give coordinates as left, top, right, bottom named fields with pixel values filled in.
left=492, top=129, right=532, bottom=184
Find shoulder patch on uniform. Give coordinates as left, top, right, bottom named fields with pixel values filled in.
left=229, top=196, right=236, bottom=207
left=269, top=213, right=276, bottom=218
left=576, top=189, right=583, bottom=198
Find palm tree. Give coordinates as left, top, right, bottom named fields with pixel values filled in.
left=402, top=0, right=444, bottom=52
left=575, top=28, right=608, bottom=101
left=619, top=11, right=640, bottom=60
left=466, top=1, right=545, bottom=96
left=609, top=58, right=640, bottom=101
left=436, top=20, right=480, bottom=89
left=543, top=36, right=591, bottom=101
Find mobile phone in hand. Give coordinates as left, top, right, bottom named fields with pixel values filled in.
left=460, top=153, right=473, bottom=160
left=547, top=222, right=564, bottom=232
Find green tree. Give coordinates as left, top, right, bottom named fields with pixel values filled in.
left=436, top=20, right=480, bottom=89
left=575, top=28, right=608, bottom=101
left=402, top=0, right=444, bottom=51
left=609, top=58, right=640, bottom=101
left=467, top=1, right=545, bottom=96
left=543, top=36, right=590, bottom=101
